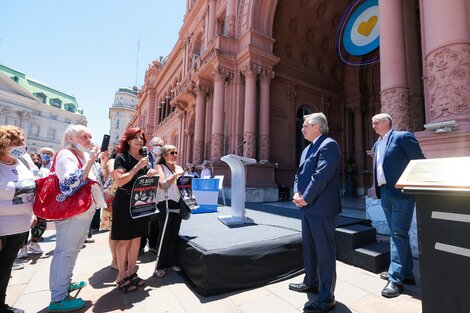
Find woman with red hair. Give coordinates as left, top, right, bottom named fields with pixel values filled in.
left=111, top=128, right=158, bottom=293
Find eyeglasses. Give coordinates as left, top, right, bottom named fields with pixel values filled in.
left=168, top=151, right=178, bottom=156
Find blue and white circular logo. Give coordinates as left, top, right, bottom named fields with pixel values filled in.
left=342, top=0, right=379, bottom=56
left=56, top=194, right=67, bottom=202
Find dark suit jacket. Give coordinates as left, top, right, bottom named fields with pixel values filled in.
left=373, top=130, right=425, bottom=198
left=294, top=134, right=341, bottom=216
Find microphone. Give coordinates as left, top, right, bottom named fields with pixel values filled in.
left=233, top=140, right=247, bottom=154
left=141, top=146, right=150, bottom=170
left=141, top=146, right=148, bottom=157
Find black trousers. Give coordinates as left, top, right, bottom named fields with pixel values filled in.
left=155, top=200, right=181, bottom=269
left=0, top=231, right=28, bottom=307
left=148, top=217, right=160, bottom=249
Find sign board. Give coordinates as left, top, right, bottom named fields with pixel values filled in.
left=396, top=157, right=470, bottom=190
left=177, top=175, right=199, bottom=210
left=130, top=175, right=159, bottom=219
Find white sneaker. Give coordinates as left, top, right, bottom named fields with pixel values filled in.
left=84, top=237, right=95, bottom=243
left=27, top=242, right=43, bottom=254
left=17, top=246, right=28, bottom=258
left=12, top=260, right=24, bottom=270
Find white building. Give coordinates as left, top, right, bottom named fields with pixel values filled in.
left=0, top=64, right=87, bottom=153
left=108, top=87, right=139, bottom=150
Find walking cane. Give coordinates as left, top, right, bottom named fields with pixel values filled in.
left=154, top=185, right=179, bottom=273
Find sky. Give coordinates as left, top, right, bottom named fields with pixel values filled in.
left=0, top=0, right=185, bottom=143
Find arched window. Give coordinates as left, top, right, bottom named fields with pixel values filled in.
left=64, top=103, right=76, bottom=112
left=49, top=98, right=62, bottom=108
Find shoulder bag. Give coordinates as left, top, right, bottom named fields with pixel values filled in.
left=33, top=149, right=95, bottom=220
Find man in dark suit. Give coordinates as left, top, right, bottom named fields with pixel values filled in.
left=372, top=113, right=425, bottom=298
left=289, top=113, right=341, bottom=313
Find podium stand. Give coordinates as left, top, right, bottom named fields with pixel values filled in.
left=218, top=154, right=256, bottom=226
left=396, top=157, right=470, bottom=313
left=192, top=178, right=219, bottom=213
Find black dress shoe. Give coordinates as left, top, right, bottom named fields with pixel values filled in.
left=2, top=305, right=25, bottom=313
left=379, top=272, right=416, bottom=285
left=288, top=282, right=319, bottom=294
left=303, top=300, right=336, bottom=313
left=381, top=281, right=404, bottom=298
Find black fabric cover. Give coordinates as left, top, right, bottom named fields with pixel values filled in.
left=177, top=233, right=304, bottom=296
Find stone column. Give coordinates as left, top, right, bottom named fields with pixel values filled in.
left=194, top=86, right=207, bottom=164
left=210, top=67, right=227, bottom=160
left=232, top=72, right=245, bottom=155
left=185, top=128, right=194, bottom=164
left=226, top=0, right=236, bottom=37
left=0, top=106, right=9, bottom=124
left=379, top=0, right=410, bottom=130
left=259, top=68, right=273, bottom=161
left=421, top=0, right=470, bottom=124
left=403, top=0, right=424, bottom=132
left=18, top=111, right=31, bottom=135
left=158, top=99, right=164, bottom=124
left=208, top=0, right=217, bottom=41
left=242, top=64, right=258, bottom=159
left=148, top=87, right=157, bottom=134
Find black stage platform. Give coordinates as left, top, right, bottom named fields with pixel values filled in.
left=176, top=203, right=368, bottom=296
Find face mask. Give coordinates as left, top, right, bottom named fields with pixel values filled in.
left=34, top=162, right=42, bottom=168
left=41, top=153, right=51, bottom=162
left=9, top=145, right=27, bottom=158
left=153, top=146, right=161, bottom=155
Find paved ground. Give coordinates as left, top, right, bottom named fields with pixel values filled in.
left=8, top=220, right=422, bottom=313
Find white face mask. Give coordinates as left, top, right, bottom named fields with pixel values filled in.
left=9, top=145, right=27, bottom=158
left=153, top=146, right=161, bottom=155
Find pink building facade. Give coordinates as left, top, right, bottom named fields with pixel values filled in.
left=129, top=0, right=470, bottom=201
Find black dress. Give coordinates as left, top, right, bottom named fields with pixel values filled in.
left=111, top=152, right=149, bottom=240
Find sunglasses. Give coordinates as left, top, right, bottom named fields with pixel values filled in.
left=167, top=151, right=178, bottom=156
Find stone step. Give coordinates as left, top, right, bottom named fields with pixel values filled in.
left=335, top=224, right=390, bottom=273
left=353, top=242, right=390, bottom=273
left=335, top=224, right=377, bottom=249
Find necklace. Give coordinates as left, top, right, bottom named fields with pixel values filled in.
left=0, top=157, right=17, bottom=165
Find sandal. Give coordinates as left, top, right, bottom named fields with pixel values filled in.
left=153, top=269, right=166, bottom=278
left=67, top=281, right=87, bottom=298
left=116, top=276, right=138, bottom=293
left=68, top=281, right=87, bottom=293
left=169, top=265, right=181, bottom=272
left=129, top=273, right=145, bottom=287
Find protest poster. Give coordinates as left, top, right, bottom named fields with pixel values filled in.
left=177, top=175, right=199, bottom=210
left=130, top=175, right=159, bottom=219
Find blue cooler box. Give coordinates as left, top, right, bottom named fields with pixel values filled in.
left=192, top=178, right=219, bottom=213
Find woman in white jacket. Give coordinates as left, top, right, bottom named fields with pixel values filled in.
left=0, top=125, right=35, bottom=313
left=47, top=124, right=108, bottom=313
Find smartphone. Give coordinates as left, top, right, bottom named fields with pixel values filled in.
left=100, top=134, right=111, bottom=152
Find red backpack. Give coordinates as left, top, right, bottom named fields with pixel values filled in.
left=33, top=149, right=95, bottom=220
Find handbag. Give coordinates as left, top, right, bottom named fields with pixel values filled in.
left=177, top=175, right=199, bottom=220
left=179, top=198, right=191, bottom=220
left=33, top=149, right=95, bottom=220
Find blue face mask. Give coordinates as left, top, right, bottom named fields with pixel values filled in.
left=9, top=145, right=27, bottom=158
left=41, top=153, right=51, bottom=161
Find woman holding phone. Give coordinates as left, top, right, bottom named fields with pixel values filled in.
left=48, top=124, right=109, bottom=312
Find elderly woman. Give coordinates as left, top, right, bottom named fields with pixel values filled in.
left=201, top=160, right=212, bottom=178
left=112, top=128, right=158, bottom=293
left=47, top=124, right=108, bottom=312
left=154, top=145, right=184, bottom=278
left=0, top=125, right=35, bottom=313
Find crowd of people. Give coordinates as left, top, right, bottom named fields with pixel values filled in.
left=0, top=124, right=215, bottom=313
left=1, top=112, right=425, bottom=313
